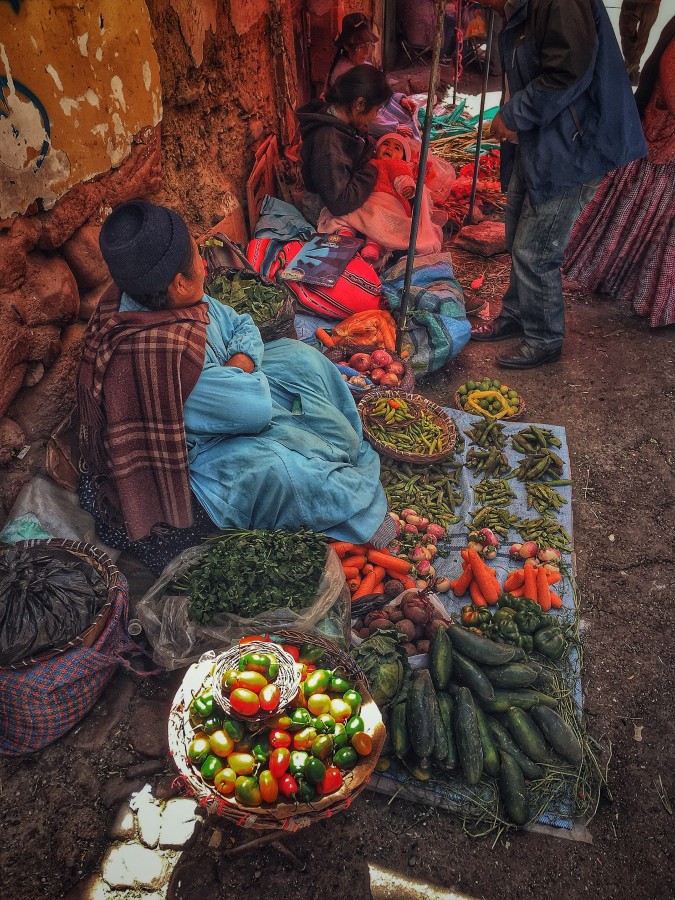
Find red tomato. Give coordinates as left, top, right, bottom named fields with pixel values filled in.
left=278, top=773, right=298, bottom=798
left=305, top=664, right=317, bottom=674
left=259, top=770, right=279, bottom=804
left=282, top=644, right=300, bottom=661
left=269, top=729, right=292, bottom=749
left=318, top=766, right=343, bottom=795
left=259, top=683, right=281, bottom=712
left=269, top=748, right=290, bottom=778
left=230, top=688, right=260, bottom=716
left=240, top=634, right=269, bottom=645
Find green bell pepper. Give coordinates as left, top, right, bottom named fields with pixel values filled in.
left=514, top=610, right=541, bottom=634
left=498, top=618, right=521, bottom=642
left=289, top=750, right=310, bottom=777
left=252, top=736, right=271, bottom=764
left=533, top=626, right=566, bottom=660
left=190, top=691, right=214, bottom=719
left=516, top=634, right=534, bottom=652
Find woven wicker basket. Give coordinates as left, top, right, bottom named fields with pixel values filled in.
left=0, top=539, right=120, bottom=671
left=324, top=345, right=415, bottom=396
left=169, top=629, right=385, bottom=832
left=454, top=390, right=526, bottom=421
left=212, top=640, right=300, bottom=722
left=358, top=391, right=457, bottom=464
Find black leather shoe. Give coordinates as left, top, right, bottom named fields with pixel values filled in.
left=497, top=342, right=562, bottom=369
left=471, top=317, right=524, bottom=342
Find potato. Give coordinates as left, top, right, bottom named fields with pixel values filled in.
left=416, top=640, right=430, bottom=654
left=358, top=627, right=370, bottom=639
left=402, top=642, right=418, bottom=657
left=368, top=618, right=392, bottom=633
left=396, top=618, right=416, bottom=641
left=384, top=579, right=405, bottom=597
left=388, top=609, right=405, bottom=623
left=364, top=610, right=387, bottom=627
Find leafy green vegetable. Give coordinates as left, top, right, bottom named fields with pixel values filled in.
left=206, top=271, right=286, bottom=325
left=171, top=529, right=328, bottom=625
left=350, top=626, right=410, bottom=709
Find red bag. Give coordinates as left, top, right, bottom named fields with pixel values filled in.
left=248, top=239, right=384, bottom=320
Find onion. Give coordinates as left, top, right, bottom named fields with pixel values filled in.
left=347, top=353, right=371, bottom=373
left=370, top=349, right=393, bottom=367
left=386, top=360, right=405, bottom=377
left=378, top=373, right=400, bottom=387
left=370, top=367, right=386, bottom=383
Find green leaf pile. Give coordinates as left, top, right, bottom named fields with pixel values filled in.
left=171, top=529, right=328, bottom=625
left=206, top=272, right=286, bottom=325
left=350, top=626, right=410, bottom=709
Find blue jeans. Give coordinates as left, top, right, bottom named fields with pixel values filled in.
left=501, top=148, right=601, bottom=351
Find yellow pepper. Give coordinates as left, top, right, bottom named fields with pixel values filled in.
left=466, top=390, right=511, bottom=419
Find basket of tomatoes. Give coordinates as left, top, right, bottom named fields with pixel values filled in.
left=168, top=630, right=385, bottom=831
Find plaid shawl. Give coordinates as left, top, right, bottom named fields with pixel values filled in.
left=78, top=284, right=209, bottom=541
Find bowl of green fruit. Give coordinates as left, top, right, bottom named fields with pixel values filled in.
left=454, top=377, right=525, bottom=420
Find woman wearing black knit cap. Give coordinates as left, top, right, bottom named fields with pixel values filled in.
left=77, top=199, right=395, bottom=575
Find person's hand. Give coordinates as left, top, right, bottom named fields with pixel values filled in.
left=401, top=184, right=416, bottom=199
left=400, top=96, right=417, bottom=116
left=490, top=112, right=518, bottom=143
left=225, top=353, right=255, bottom=373
left=397, top=126, right=415, bottom=140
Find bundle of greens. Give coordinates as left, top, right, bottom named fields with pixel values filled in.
left=206, top=271, right=286, bottom=326
left=170, top=529, right=328, bottom=625
left=350, top=625, right=410, bottom=709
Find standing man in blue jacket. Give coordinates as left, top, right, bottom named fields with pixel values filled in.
left=473, top=0, right=647, bottom=369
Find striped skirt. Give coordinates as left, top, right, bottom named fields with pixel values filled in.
left=563, top=156, right=675, bottom=328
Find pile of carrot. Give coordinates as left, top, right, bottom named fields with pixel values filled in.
left=329, top=541, right=417, bottom=601
left=502, top=560, right=562, bottom=610
left=449, top=550, right=562, bottom=610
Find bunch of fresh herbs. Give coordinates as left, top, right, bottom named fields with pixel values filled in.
left=206, top=271, right=286, bottom=325
left=171, top=529, right=328, bottom=625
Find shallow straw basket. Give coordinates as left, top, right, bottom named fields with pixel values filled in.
left=358, top=390, right=457, bottom=464
left=323, top=345, right=415, bottom=396
left=168, top=629, right=385, bottom=832
left=211, top=640, right=300, bottom=723
left=454, top=390, right=526, bottom=422
left=0, top=539, right=120, bottom=671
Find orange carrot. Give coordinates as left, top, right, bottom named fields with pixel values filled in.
left=508, top=586, right=525, bottom=597
left=469, top=579, right=488, bottom=607
left=460, top=548, right=471, bottom=563
left=536, top=565, right=552, bottom=611
left=343, top=554, right=367, bottom=571
left=330, top=541, right=366, bottom=559
left=370, top=546, right=392, bottom=556
left=545, top=570, right=561, bottom=587
left=347, top=576, right=361, bottom=593
left=504, top=570, right=525, bottom=592
left=522, top=561, right=538, bottom=602
left=372, top=582, right=386, bottom=595
left=549, top=590, right=563, bottom=609
left=366, top=550, right=412, bottom=574
left=399, top=574, right=418, bottom=590
left=342, top=566, right=360, bottom=580
left=451, top=567, right=474, bottom=597
left=352, top=567, right=386, bottom=600
left=316, top=328, right=336, bottom=347
left=467, top=548, right=500, bottom=605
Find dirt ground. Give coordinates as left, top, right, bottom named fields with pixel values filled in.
left=1, top=246, right=672, bottom=900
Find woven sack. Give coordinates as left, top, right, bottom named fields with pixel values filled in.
left=0, top=574, right=134, bottom=756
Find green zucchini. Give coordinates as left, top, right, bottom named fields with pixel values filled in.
left=406, top=669, right=436, bottom=770
left=531, top=669, right=557, bottom=693
left=401, top=755, right=431, bottom=781
left=436, top=692, right=459, bottom=769
left=484, top=662, right=540, bottom=689
left=474, top=704, right=500, bottom=777
left=429, top=625, right=453, bottom=690
left=531, top=704, right=582, bottom=766
left=530, top=690, right=558, bottom=709
left=432, top=694, right=449, bottom=763
left=487, top=718, right=544, bottom=780
left=499, top=750, right=530, bottom=826
left=452, top=650, right=495, bottom=702
left=390, top=702, right=409, bottom=759
left=454, top=686, right=483, bottom=785
left=481, top=688, right=551, bottom=712
left=447, top=623, right=518, bottom=665
left=506, top=707, right=550, bottom=764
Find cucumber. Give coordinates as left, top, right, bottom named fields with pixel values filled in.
left=436, top=692, right=459, bottom=769
left=487, top=718, right=544, bottom=780
left=380, top=708, right=393, bottom=757
left=506, top=707, right=550, bottom=764
left=401, top=755, right=431, bottom=782
left=484, top=662, right=540, bottom=689
left=454, top=686, right=483, bottom=785
left=531, top=669, right=556, bottom=693
left=429, top=625, right=453, bottom=691
left=432, top=694, right=449, bottom=763
left=406, top=669, right=436, bottom=770
left=499, top=750, right=530, bottom=826
left=531, top=690, right=558, bottom=709
left=481, top=688, right=550, bottom=712
left=474, top=704, right=500, bottom=777
left=452, top=650, right=495, bottom=702
left=391, top=702, right=409, bottom=759
left=531, top=704, right=582, bottom=766
left=447, top=623, right=518, bottom=665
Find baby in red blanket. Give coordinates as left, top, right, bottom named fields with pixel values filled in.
left=320, top=133, right=443, bottom=265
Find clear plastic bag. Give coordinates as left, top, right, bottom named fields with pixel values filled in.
left=136, top=546, right=351, bottom=670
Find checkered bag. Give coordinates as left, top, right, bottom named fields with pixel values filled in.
left=0, top=580, right=134, bottom=756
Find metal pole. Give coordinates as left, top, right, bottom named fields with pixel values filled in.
left=452, top=0, right=463, bottom=105
left=395, top=0, right=446, bottom=356
left=465, top=7, right=495, bottom=225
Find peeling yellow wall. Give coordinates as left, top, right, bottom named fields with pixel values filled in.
left=0, top=0, right=162, bottom=219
